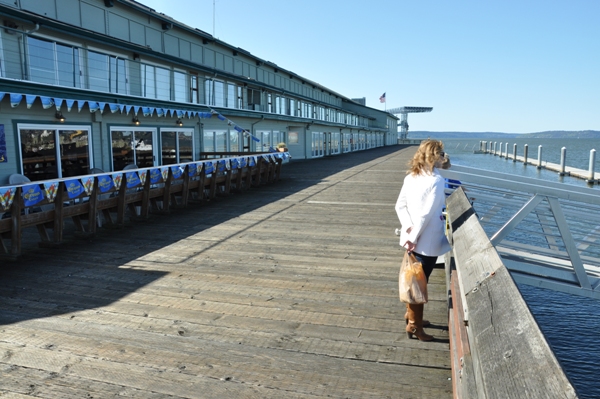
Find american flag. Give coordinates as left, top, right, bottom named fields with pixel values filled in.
left=379, top=92, right=386, bottom=103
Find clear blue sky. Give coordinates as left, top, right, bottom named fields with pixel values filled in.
left=140, top=0, right=599, bottom=133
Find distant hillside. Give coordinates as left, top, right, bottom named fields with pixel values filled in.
left=409, top=130, right=600, bottom=139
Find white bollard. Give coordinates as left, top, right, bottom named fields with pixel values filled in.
left=513, top=143, right=517, bottom=162
left=505, top=142, right=509, bottom=159
left=559, top=147, right=567, bottom=176
left=524, top=144, right=528, bottom=165
left=588, top=149, right=597, bottom=183
left=498, top=142, right=503, bottom=157
left=537, top=145, right=543, bottom=169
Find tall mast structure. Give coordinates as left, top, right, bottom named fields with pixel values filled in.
left=386, top=106, right=433, bottom=140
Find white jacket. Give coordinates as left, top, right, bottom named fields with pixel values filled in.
left=395, top=168, right=451, bottom=256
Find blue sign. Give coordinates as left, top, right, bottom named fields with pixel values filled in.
left=98, top=175, right=115, bottom=193
left=65, top=179, right=84, bottom=199
left=23, top=184, right=44, bottom=206
left=149, top=168, right=162, bottom=184
left=126, top=171, right=141, bottom=188
left=170, top=165, right=183, bottom=179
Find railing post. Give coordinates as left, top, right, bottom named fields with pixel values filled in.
left=523, top=144, right=528, bottom=165
left=587, top=149, right=597, bottom=184
left=559, top=147, right=567, bottom=176
left=512, top=143, right=517, bottom=162
left=537, top=145, right=543, bottom=169
left=505, top=142, right=509, bottom=159
left=498, top=142, right=502, bottom=157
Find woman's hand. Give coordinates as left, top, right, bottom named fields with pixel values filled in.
left=404, top=240, right=416, bottom=253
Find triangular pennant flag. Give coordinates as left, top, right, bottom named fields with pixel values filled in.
left=25, top=94, right=36, bottom=109
left=88, top=102, right=99, bottom=113
left=187, top=163, right=197, bottom=177
left=0, top=187, right=16, bottom=211
left=150, top=168, right=162, bottom=184
left=53, top=98, right=64, bottom=111
left=97, top=102, right=106, bottom=113
left=40, top=96, right=54, bottom=109
left=156, top=108, right=164, bottom=117
left=112, top=173, right=123, bottom=190
left=125, top=171, right=141, bottom=188
left=109, top=103, right=120, bottom=113
left=43, top=182, right=59, bottom=202
left=126, top=171, right=139, bottom=187
left=10, top=93, right=23, bottom=108
left=225, top=159, right=231, bottom=171
left=133, top=105, right=141, bottom=115
left=138, top=170, right=147, bottom=185
left=77, top=100, right=86, bottom=112
left=23, top=184, right=44, bottom=207
left=65, top=179, right=85, bottom=199
left=160, top=167, right=170, bottom=181
left=80, top=177, right=94, bottom=195
left=170, top=165, right=183, bottom=180
left=65, top=99, right=75, bottom=112
left=98, top=174, right=114, bottom=193
left=125, top=105, right=133, bottom=115
left=142, top=107, right=151, bottom=116
left=0, top=92, right=5, bottom=102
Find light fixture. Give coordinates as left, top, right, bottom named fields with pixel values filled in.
left=55, top=111, right=65, bottom=122
left=132, top=116, right=140, bottom=125
left=176, top=119, right=183, bottom=127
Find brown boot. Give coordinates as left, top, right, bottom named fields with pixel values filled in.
left=406, top=304, right=433, bottom=341
left=405, top=304, right=430, bottom=326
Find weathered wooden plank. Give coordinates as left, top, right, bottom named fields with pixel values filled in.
left=446, top=188, right=577, bottom=399
left=0, top=146, right=452, bottom=398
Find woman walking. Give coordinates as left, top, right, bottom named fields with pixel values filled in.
left=395, top=139, right=451, bottom=341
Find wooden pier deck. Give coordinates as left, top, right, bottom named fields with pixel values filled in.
left=0, top=146, right=452, bottom=398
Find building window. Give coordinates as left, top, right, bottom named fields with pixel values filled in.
left=18, top=124, right=93, bottom=181
left=27, top=37, right=82, bottom=88
left=161, top=129, right=194, bottom=165
left=174, top=71, right=188, bottom=102
left=248, top=88, right=261, bottom=111
left=110, top=128, right=156, bottom=171
left=257, top=130, right=271, bottom=151
left=202, top=129, right=228, bottom=154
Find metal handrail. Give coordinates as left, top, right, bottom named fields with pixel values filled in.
left=441, top=165, right=600, bottom=299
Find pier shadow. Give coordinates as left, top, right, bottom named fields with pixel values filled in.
left=0, top=145, right=415, bottom=327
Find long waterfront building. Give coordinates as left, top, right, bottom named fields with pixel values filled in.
left=0, top=0, right=398, bottom=183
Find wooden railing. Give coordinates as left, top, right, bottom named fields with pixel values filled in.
left=0, top=153, right=287, bottom=258
left=445, top=187, right=578, bottom=399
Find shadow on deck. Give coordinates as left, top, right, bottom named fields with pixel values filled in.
left=0, top=145, right=452, bottom=398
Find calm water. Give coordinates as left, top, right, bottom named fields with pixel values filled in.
left=441, top=138, right=600, bottom=398
left=443, top=137, right=600, bottom=188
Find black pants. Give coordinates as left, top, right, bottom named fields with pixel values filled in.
left=412, top=252, right=438, bottom=282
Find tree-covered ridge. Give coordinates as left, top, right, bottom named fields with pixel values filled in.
left=409, top=130, right=600, bottom=139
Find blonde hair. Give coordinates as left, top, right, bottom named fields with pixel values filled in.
left=407, top=139, right=445, bottom=175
